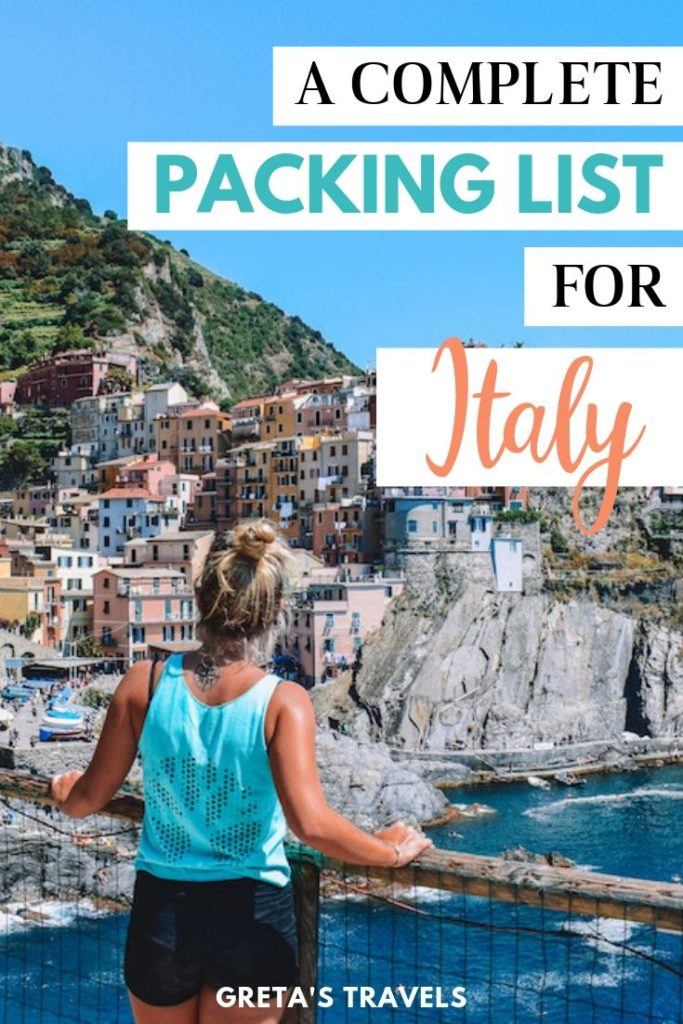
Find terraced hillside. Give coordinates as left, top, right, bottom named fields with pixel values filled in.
left=0, top=143, right=358, bottom=401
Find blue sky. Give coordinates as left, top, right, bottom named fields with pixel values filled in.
left=1, top=0, right=682, bottom=366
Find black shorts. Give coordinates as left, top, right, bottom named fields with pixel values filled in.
left=124, top=870, right=298, bottom=1006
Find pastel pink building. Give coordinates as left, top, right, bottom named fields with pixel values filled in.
left=288, top=575, right=404, bottom=686
left=294, top=392, right=347, bottom=434
left=0, top=380, right=16, bottom=415
left=93, top=566, right=196, bottom=667
left=115, top=453, right=177, bottom=495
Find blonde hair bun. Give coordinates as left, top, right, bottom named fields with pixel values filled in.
left=233, top=519, right=278, bottom=562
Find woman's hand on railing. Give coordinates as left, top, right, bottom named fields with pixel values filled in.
left=50, top=771, right=83, bottom=809
left=375, top=822, right=434, bottom=867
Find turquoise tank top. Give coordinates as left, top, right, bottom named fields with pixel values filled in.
left=135, top=653, right=290, bottom=887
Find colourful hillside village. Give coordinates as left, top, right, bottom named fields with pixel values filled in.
left=0, top=349, right=529, bottom=688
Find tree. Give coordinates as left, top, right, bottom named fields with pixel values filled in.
left=550, top=528, right=570, bottom=554
left=0, top=439, right=48, bottom=487
left=74, top=636, right=104, bottom=659
left=54, top=323, right=91, bottom=353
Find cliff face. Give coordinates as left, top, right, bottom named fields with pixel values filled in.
left=324, top=547, right=683, bottom=753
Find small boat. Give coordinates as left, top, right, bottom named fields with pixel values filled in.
left=45, top=705, right=82, bottom=721
left=39, top=727, right=86, bottom=743
left=1, top=687, right=31, bottom=702
left=527, top=775, right=551, bottom=790
left=42, top=711, right=84, bottom=731
left=554, top=770, right=586, bottom=787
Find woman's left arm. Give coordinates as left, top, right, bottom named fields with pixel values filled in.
left=50, top=661, right=150, bottom=819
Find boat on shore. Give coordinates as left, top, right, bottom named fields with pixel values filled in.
left=527, top=775, right=551, bottom=790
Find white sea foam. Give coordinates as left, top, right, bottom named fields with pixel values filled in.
left=561, top=915, right=641, bottom=954
left=1, top=898, right=111, bottom=934
left=523, top=786, right=683, bottom=820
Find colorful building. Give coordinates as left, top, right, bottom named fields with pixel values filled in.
left=93, top=566, right=196, bottom=665
left=259, top=394, right=297, bottom=441
left=51, top=445, right=97, bottom=491
left=229, top=396, right=268, bottom=443
left=315, top=431, right=375, bottom=504
left=0, top=571, right=62, bottom=648
left=16, top=350, right=136, bottom=407
left=288, top=574, right=404, bottom=686
left=123, top=530, right=214, bottom=584
left=269, top=437, right=299, bottom=541
left=311, top=497, right=381, bottom=566
left=97, top=488, right=173, bottom=558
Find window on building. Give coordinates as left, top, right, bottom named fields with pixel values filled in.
left=408, top=520, right=417, bottom=533
left=104, top=535, right=111, bottom=548
left=103, top=600, right=110, bottom=615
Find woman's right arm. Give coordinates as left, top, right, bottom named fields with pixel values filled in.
left=268, top=683, right=432, bottom=868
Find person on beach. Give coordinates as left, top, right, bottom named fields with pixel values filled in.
left=50, top=521, right=431, bottom=1024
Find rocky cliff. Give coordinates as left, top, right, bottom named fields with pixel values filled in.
left=316, top=541, right=683, bottom=754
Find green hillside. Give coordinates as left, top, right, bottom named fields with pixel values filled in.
left=0, top=143, right=358, bottom=402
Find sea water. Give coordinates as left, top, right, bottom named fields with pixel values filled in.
left=1, top=766, right=682, bottom=1023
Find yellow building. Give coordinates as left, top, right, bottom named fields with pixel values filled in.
left=268, top=437, right=299, bottom=542
left=0, top=575, right=63, bottom=647
left=260, top=394, right=298, bottom=441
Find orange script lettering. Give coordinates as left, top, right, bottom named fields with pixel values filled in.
left=425, top=337, right=645, bottom=535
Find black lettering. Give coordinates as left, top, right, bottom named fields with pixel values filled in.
left=295, top=61, right=334, bottom=105
left=351, top=62, right=389, bottom=104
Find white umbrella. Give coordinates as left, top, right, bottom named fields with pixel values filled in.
left=0, top=707, right=14, bottom=725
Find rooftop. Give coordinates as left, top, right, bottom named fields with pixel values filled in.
left=98, top=488, right=163, bottom=501
left=95, top=566, right=185, bottom=579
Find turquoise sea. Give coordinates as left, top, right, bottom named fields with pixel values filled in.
left=1, top=765, right=682, bottom=1023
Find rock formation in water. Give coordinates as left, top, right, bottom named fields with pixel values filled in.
left=314, top=518, right=683, bottom=754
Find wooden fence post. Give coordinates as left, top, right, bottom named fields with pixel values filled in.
left=284, top=858, right=321, bottom=1024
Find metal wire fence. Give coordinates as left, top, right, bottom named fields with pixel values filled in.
left=0, top=772, right=682, bottom=1024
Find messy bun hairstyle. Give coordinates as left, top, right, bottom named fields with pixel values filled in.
left=195, top=519, right=291, bottom=653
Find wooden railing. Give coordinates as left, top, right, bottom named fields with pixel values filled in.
left=1, top=769, right=682, bottom=1024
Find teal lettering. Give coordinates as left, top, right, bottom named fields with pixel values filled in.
left=440, top=154, right=493, bottom=213
left=518, top=154, right=552, bottom=213
left=197, top=155, right=254, bottom=213
left=622, top=154, right=663, bottom=213
left=254, top=154, right=304, bottom=214
left=309, top=155, right=359, bottom=214
left=156, top=156, right=197, bottom=214
left=579, top=154, right=619, bottom=214
left=385, top=155, right=435, bottom=213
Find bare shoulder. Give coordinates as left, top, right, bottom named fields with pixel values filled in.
left=113, top=658, right=158, bottom=713
left=270, top=681, right=314, bottom=722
